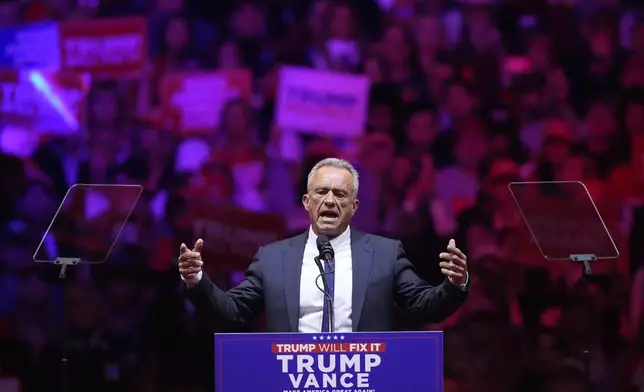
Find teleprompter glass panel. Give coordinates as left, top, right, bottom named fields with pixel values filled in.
left=508, top=181, right=619, bottom=261
left=33, top=184, right=143, bottom=264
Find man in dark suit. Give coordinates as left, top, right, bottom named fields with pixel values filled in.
left=178, top=158, right=469, bottom=332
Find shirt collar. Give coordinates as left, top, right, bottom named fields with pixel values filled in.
left=307, top=225, right=351, bottom=250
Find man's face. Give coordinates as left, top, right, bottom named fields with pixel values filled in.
left=329, top=5, right=353, bottom=39
left=542, top=137, right=571, bottom=165
left=455, top=129, right=488, bottom=168
left=368, top=104, right=392, bottom=133
left=546, top=68, right=570, bottom=101
left=483, top=159, right=519, bottom=204
left=218, top=43, right=241, bottom=69
left=415, top=16, right=443, bottom=49
left=360, top=133, right=395, bottom=174
left=364, top=58, right=383, bottom=82
left=382, top=26, right=409, bottom=66
left=589, top=30, right=613, bottom=59
left=225, top=103, right=251, bottom=138
left=446, top=85, right=474, bottom=118
left=165, top=18, right=189, bottom=50
left=407, top=111, right=437, bottom=147
left=555, top=156, right=584, bottom=181
left=528, top=35, right=551, bottom=65
left=585, top=103, right=616, bottom=138
left=309, top=0, right=329, bottom=37
left=303, top=167, right=359, bottom=237
left=91, top=90, right=118, bottom=124
left=232, top=3, right=264, bottom=39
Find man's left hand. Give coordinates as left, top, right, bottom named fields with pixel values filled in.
left=439, top=239, right=468, bottom=287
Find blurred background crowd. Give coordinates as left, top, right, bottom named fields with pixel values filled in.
left=1, top=0, right=644, bottom=391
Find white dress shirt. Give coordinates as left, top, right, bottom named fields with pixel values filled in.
left=298, top=226, right=353, bottom=333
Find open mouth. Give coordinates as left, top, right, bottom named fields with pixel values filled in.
left=319, top=210, right=339, bottom=220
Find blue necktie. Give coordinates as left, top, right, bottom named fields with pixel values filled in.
left=321, top=259, right=335, bottom=332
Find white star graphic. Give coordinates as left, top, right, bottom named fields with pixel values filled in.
left=319, top=335, right=325, bottom=340
left=327, top=335, right=332, bottom=340
left=340, top=335, right=345, bottom=340
left=312, top=336, right=317, bottom=340
left=333, top=336, right=338, bottom=340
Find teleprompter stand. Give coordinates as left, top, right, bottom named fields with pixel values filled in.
left=53, top=257, right=79, bottom=392
left=33, top=184, right=143, bottom=392
left=509, top=181, right=620, bottom=392
left=570, top=253, right=596, bottom=386
left=55, top=257, right=80, bottom=279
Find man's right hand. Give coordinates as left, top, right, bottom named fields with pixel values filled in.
left=179, top=238, right=204, bottom=283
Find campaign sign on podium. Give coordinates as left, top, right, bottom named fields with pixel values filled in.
left=215, top=331, right=443, bottom=392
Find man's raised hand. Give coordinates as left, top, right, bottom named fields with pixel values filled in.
left=438, top=238, right=468, bottom=287
left=178, top=238, right=204, bottom=281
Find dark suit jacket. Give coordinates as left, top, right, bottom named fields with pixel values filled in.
left=185, top=228, right=469, bottom=332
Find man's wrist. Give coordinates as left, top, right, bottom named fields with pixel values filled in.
left=448, top=272, right=469, bottom=290
left=182, top=271, right=203, bottom=288
left=461, top=272, right=469, bottom=289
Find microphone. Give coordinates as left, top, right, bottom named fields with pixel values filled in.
left=315, top=236, right=335, bottom=333
left=313, top=256, right=334, bottom=333
left=316, top=236, right=335, bottom=272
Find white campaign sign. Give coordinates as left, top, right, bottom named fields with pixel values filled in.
left=275, top=66, right=370, bottom=138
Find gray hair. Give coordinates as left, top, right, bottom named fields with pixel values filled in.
left=307, top=157, right=359, bottom=195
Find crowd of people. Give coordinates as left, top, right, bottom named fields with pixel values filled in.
left=1, top=0, right=644, bottom=391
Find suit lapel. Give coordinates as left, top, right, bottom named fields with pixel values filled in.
left=283, top=231, right=307, bottom=332
left=351, top=228, right=373, bottom=331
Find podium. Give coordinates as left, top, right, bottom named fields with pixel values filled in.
left=214, top=331, right=443, bottom=392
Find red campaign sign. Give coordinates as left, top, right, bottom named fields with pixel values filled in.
left=58, top=17, right=148, bottom=77
left=0, top=69, right=90, bottom=134
left=185, top=202, right=286, bottom=275
left=159, top=69, right=252, bottom=134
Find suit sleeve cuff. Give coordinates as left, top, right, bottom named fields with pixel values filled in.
left=448, top=272, right=469, bottom=291
left=181, top=271, right=203, bottom=288
left=460, top=272, right=469, bottom=291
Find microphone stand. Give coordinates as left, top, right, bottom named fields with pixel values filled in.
left=322, top=257, right=335, bottom=333
left=314, top=256, right=335, bottom=333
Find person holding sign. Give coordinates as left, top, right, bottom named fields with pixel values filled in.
left=178, top=158, right=469, bottom=332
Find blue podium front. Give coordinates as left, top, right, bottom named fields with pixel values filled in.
left=214, top=331, right=443, bottom=392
